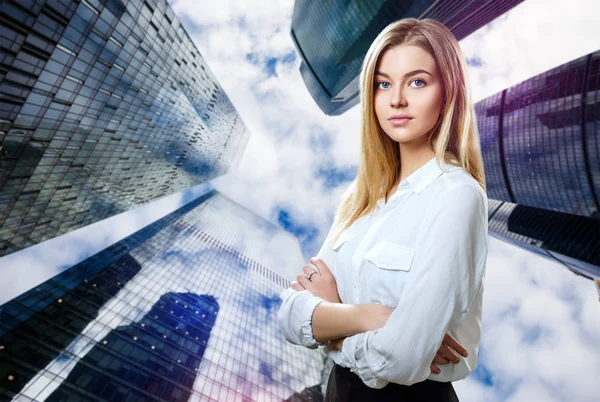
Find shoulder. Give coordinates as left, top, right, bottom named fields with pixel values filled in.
left=426, top=168, right=488, bottom=221
left=433, top=167, right=486, bottom=206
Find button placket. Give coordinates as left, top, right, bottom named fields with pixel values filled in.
left=351, top=188, right=412, bottom=284
left=335, top=214, right=370, bottom=302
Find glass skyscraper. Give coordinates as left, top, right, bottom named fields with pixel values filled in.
left=290, top=0, right=524, bottom=115
left=476, top=50, right=600, bottom=279
left=0, top=189, right=328, bottom=401
left=0, top=0, right=250, bottom=256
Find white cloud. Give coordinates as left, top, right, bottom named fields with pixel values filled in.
left=167, top=0, right=364, bottom=258
left=460, top=0, right=600, bottom=101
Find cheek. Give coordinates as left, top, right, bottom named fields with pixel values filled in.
left=417, top=95, right=442, bottom=122
left=373, top=95, right=386, bottom=121
left=426, top=88, right=444, bottom=115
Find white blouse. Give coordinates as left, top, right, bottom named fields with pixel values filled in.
left=277, top=156, right=489, bottom=388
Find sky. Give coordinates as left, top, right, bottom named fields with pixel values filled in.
left=1, top=0, right=600, bottom=400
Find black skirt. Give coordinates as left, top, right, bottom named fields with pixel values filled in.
left=325, top=363, right=460, bottom=402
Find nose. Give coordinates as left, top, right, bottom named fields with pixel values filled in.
left=390, top=86, right=407, bottom=108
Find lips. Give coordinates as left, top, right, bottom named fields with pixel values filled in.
left=388, top=116, right=413, bottom=126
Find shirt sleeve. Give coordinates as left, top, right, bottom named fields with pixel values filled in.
left=426, top=279, right=484, bottom=382
left=332, top=185, right=488, bottom=388
left=277, top=288, right=326, bottom=348
left=277, top=218, right=338, bottom=349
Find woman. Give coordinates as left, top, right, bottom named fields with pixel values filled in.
left=278, top=17, right=488, bottom=401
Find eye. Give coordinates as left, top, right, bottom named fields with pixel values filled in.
left=410, top=79, right=426, bottom=88
left=376, top=81, right=390, bottom=90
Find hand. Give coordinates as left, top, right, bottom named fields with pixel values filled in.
left=326, top=337, right=345, bottom=352
left=430, top=333, right=469, bottom=374
left=290, top=257, right=342, bottom=303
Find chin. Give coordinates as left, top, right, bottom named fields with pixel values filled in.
left=386, top=132, right=416, bottom=143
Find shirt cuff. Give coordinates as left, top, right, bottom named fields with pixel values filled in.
left=324, top=335, right=370, bottom=370
left=278, top=288, right=326, bottom=349
left=337, top=332, right=389, bottom=388
left=301, top=292, right=327, bottom=349
left=340, top=333, right=360, bottom=368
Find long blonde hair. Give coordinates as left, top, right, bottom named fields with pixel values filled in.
left=330, top=18, right=486, bottom=247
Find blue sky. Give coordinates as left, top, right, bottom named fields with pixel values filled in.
left=1, top=0, right=600, bottom=400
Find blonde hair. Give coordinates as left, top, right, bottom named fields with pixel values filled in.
left=330, top=17, right=486, bottom=247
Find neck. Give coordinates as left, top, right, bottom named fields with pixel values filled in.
left=398, top=144, right=436, bottom=182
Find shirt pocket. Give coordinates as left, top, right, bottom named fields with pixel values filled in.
left=363, top=241, right=416, bottom=305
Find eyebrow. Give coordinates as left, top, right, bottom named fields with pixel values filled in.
left=375, top=69, right=433, bottom=79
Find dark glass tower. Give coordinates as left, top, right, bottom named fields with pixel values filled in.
left=0, top=190, right=327, bottom=401
left=0, top=253, right=142, bottom=398
left=290, top=0, right=524, bottom=115
left=0, top=0, right=250, bottom=256
left=46, top=292, right=219, bottom=402
left=475, top=50, right=600, bottom=279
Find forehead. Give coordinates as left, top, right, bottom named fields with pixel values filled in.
left=376, top=45, right=437, bottom=75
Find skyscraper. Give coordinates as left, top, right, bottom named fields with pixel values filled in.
left=0, top=253, right=142, bottom=398
left=476, top=49, right=600, bottom=279
left=46, top=292, right=220, bottom=402
left=290, top=0, right=525, bottom=115
left=0, top=190, right=328, bottom=401
left=0, top=0, right=250, bottom=256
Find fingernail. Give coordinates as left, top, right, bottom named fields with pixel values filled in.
left=462, top=351, right=468, bottom=357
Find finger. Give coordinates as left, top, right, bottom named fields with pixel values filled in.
left=433, top=351, right=452, bottom=364
left=443, top=333, right=468, bottom=357
left=430, top=364, right=441, bottom=374
left=296, top=274, right=314, bottom=292
left=291, top=281, right=305, bottom=291
left=309, top=257, right=330, bottom=276
left=302, top=264, right=318, bottom=277
left=438, top=343, right=460, bottom=364
left=432, top=353, right=451, bottom=365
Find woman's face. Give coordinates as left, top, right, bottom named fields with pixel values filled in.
left=373, top=44, right=444, bottom=147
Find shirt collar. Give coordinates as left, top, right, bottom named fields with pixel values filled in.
left=405, top=156, right=459, bottom=195
left=377, top=156, right=460, bottom=208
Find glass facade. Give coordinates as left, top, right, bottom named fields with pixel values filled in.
left=0, top=0, right=250, bottom=256
left=0, top=189, right=328, bottom=401
left=487, top=199, right=599, bottom=280
left=477, top=50, right=600, bottom=279
left=290, top=0, right=524, bottom=115
left=478, top=51, right=600, bottom=216
left=46, top=292, right=220, bottom=401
